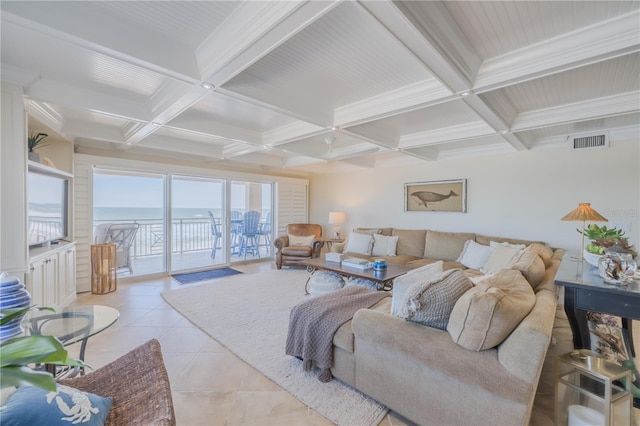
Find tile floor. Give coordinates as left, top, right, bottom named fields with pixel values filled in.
left=67, top=261, right=638, bottom=426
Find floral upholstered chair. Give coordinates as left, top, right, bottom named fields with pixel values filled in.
left=274, top=223, right=323, bottom=269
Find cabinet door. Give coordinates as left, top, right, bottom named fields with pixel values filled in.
left=57, top=246, right=76, bottom=306
left=27, top=256, right=56, bottom=307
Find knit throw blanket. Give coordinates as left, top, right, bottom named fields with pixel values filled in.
left=285, top=286, right=389, bottom=382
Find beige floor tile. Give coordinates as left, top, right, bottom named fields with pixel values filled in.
left=171, top=352, right=280, bottom=392
left=199, top=337, right=229, bottom=353
left=157, top=327, right=212, bottom=353
left=133, top=307, right=193, bottom=327
left=162, top=353, right=198, bottom=381
left=172, top=391, right=236, bottom=426
left=88, top=325, right=171, bottom=353
left=225, top=391, right=333, bottom=425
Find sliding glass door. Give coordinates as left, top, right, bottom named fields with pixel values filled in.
left=93, top=169, right=166, bottom=277
left=170, top=175, right=226, bottom=271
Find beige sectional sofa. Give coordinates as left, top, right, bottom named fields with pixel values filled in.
left=328, top=228, right=565, bottom=425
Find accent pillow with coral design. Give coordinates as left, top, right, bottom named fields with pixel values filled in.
left=0, top=384, right=112, bottom=426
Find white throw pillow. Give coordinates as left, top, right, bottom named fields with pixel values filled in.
left=391, top=261, right=443, bottom=316
left=457, top=240, right=493, bottom=270
left=288, top=234, right=315, bottom=247
left=482, top=245, right=523, bottom=274
left=371, top=234, right=399, bottom=257
left=344, top=232, right=374, bottom=255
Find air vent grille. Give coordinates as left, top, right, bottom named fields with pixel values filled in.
left=572, top=134, right=607, bottom=150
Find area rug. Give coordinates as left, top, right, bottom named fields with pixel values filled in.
left=170, top=267, right=242, bottom=284
left=161, top=269, right=388, bottom=425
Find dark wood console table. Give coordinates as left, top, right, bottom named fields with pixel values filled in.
left=554, top=258, right=639, bottom=408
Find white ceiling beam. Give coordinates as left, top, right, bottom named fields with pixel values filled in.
left=137, top=135, right=224, bottom=159
left=263, top=121, right=327, bottom=146
left=165, top=113, right=263, bottom=146
left=474, top=10, right=640, bottom=92
left=511, top=91, right=640, bottom=132
left=400, top=121, right=495, bottom=149
left=25, top=78, right=150, bottom=122
left=334, top=79, right=453, bottom=128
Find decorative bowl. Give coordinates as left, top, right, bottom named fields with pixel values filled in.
left=582, top=250, right=602, bottom=267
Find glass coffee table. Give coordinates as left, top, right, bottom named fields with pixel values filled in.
left=23, top=305, right=120, bottom=377
left=302, top=257, right=413, bottom=292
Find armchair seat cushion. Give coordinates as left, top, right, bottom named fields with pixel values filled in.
left=281, top=246, right=313, bottom=257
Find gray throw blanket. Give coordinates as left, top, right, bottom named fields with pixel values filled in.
left=286, top=286, right=389, bottom=382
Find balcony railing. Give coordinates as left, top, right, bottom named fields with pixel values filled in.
left=94, top=218, right=213, bottom=258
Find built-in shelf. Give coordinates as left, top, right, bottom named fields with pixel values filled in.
left=28, top=160, right=73, bottom=178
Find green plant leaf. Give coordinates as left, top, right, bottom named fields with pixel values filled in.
left=0, top=365, right=57, bottom=391
left=0, top=335, right=68, bottom=367
left=0, top=306, right=54, bottom=326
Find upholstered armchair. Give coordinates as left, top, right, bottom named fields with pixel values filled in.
left=274, top=223, right=323, bottom=269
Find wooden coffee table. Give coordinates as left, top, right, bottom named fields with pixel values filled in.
left=302, top=257, right=413, bottom=292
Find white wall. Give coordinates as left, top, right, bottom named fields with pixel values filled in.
left=309, top=140, right=640, bottom=256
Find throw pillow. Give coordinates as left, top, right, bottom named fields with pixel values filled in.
left=391, top=261, right=443, bottom=316
left=489, top=240, right=526, bottom=251
left=510, top=251, right=546, bottom=289
left=398, top=269, right=473, bottom=330
left=0, top=384, right=112, bottom=426
left=344, top=232, right=373, bottom=255
left=371, top=234, right=399, bottom=257
left=456, top=240, right=493, bottom=270
left=525, top=243, right=554, bottom=268
left=288, top=234, right=315, bottom=247
left=447, top=269, right=536, bottom=351
left=482, top=245, right=522, bottom=274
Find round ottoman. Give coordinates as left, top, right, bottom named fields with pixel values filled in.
left=306, top=271, right=345, bottom=297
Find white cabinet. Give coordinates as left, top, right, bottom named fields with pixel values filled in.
left=27, top=242, right=76, bottom=310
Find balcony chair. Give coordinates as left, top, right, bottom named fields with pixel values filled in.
left=258, top=212, right=272, bottom=256
left=94, top=223, right=139, bottom=274
left=208, top=211, right=222, bottom=259
left=274, top=223, right=323, bottom=269
left=58, top=339, right=175, bottom=426
left=238, top=211, right=261, bottom=259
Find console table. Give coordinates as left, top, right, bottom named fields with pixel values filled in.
left=554, top=259, right=639, bottom=408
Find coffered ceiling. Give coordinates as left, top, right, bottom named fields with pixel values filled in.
left=2, top=1, right=639, bottom=175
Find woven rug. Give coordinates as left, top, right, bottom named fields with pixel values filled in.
left=171, top=267, right=241, bottom=284
left=161, top=269, right=388, bottom=425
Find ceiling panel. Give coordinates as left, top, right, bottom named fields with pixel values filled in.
left=444, top=1, right=640, bottom=60
left=222, top=1, right=432, bottom=111
left=481, top=54, right=640, bottom=113
left=515, top=113, right=640, bottom=142
left=93, top=1, right=240, bottom=48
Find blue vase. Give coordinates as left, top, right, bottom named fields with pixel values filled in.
left=0, top=274, right=32, bottom=340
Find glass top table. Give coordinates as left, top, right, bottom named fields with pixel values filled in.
left=22, top=305, right=119, bottom=377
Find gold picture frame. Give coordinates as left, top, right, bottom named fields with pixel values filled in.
left=404, top=179, right=467, bottom=213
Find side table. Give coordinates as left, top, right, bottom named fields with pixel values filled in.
left=321, top=238, right=345, bottom=252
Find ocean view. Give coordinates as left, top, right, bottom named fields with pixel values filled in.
left=94, top=207, right=272, bottom=221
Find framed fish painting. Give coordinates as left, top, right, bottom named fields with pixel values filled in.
left=404, top=179, right=467, bottom=213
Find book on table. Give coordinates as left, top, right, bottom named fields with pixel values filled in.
left=342, top=258, right=372, bottom=270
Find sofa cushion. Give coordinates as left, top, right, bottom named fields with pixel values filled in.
left=333, top=297, right=391, bottom=353
left=372, top=234, right=399, bottom=257
left=344, top=233, right=373, bottom=255
left=391, top=260, right=443, bottom=316
left=424, top=230, right=476, bottom=261
left=483, top=245, right=522, bottom=274
left=288, top=234, right=315, bottom=247
left=406, top=258, right=466, bottom=270
left=447, top=269, right=535, bottom=351
left=525, top=243, right=554, bottom=268
left=398, top=269, right=473, bottom=330
left=510, top=251, right=546, bottom=289
left=281, top=246, right=312, bottom=257
left=457, top=240, right=493, bottom=270
left=391, top=229, right=427, bottom=258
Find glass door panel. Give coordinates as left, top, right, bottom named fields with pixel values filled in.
left=93, top=169, right=166, bottom=277
left=170, top=175, right=226, bottom=272
left=230, top=181, right=273, bottom=262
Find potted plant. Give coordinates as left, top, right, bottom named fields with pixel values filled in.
left=1, top=306, right=85, bottom=391
left=580, top=224, right=637, bottom=265
left=27, top=132, right=49, bottom=163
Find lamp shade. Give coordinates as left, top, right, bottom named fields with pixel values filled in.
left=328, top=211, right=346, bottom=225
left=561, top=203, right=608, bottom=222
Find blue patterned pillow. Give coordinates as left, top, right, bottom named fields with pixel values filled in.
left=0, top=384, right=112, bottom=426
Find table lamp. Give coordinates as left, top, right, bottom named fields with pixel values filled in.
left=561, top=203, right=607, bottom=260
left=328, top=211, right=346, bottom=239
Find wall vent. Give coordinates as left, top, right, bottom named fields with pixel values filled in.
left=570, top=133, right=608, bottom=150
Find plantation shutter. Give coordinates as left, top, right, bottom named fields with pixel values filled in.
left=276, top=182, right=308, bottom=236
left=73, top=161, right=92, bottom=292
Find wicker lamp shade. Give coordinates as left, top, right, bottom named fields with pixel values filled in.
left=561, top=203, right=608, bottom=222
left=561, top=203, right=608, bottom=260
